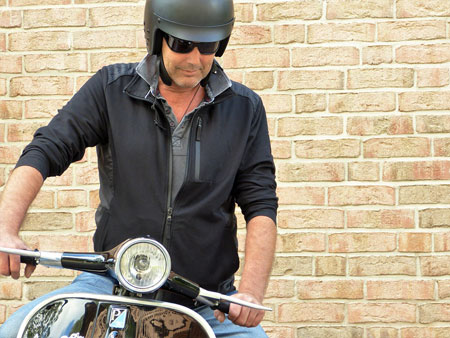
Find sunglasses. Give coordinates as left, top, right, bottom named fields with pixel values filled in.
left=165, top=34, right=220, bottom=55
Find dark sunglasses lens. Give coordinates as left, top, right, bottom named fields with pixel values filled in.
left=167, top=35, right=219, bottom=55
left=167, top=35, right=194, bottom=53
left=197, top=41, right=220, bottom=55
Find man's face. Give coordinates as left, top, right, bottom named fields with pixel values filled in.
left=161, top=37, right=215, bottom=89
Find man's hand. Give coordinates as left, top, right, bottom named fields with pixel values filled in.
left=0, top=232, right=35, bottom=279
left=213, top=292, right=265, bottom=327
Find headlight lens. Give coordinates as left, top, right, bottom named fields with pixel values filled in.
left=115, top=238, right=171, bottom=293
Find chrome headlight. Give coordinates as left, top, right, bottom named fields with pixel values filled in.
left=115, top=238, right=171, bottom=293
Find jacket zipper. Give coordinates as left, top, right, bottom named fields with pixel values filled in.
left=194, top=116, right=202, bottom=181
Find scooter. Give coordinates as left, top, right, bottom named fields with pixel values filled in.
left=0, top=237, right=271, bottom=338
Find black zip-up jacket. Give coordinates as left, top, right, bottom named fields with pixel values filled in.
left=17, top=62, right=278, bottom=304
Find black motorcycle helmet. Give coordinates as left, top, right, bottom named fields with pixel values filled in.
left=144, top=0, right=235, bottom=58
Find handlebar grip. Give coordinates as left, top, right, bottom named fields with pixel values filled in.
left=212, top=301, right=230, bottom=314
left=20, top=256, right=37, bottom=266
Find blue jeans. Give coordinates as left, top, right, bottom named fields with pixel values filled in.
left=0, top=272, right=267, bottom=338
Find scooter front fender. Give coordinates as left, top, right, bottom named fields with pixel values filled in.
left=17, top=293, right=215, bottom=338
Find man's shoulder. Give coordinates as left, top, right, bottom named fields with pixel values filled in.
left=100, top=62, right=139, bottom=85
left=229, top=80, right=262, bottom=108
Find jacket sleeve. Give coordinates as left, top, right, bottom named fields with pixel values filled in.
left=16, top=69, right=109, bottom=180
left=233, top=95, right=278, bottom=225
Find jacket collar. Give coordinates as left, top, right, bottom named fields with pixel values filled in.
left=126, top=54, right=232, bottom=102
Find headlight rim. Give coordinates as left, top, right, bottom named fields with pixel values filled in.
left=114, top=237, right=171, bottom=294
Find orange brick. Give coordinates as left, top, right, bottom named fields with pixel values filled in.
left=272, top=256, right=312, bottom=276
left=417, top=115, right=450, bottom=134
left=89, top=189, right=100, bottom=208
left=397, top=0, right=450, bottom=18
left=0, top=100, right=22, bottom=119
left=0, top=145, right=22, bottom=164
left=278, top=70, right=344, bottom=90
left=379, top=20, right=446, bottom=41
left=364, top=137, right=430, bottom=158
left=25, top=54, right=88, bottom=73
left=230, top=25, right=271, bottom=45
left=0, top=33, right=5, bottom=52
left=435, top=232, right=450, bottom=252
left=295, top=94, right=326, bottom=113
left=24, top=8, right=86, bottom=28
left=329, top=186, right=395, bottom=206
left=90, top=52, right=145, bottom=70
left=396, top=44, right=450, bottom=64
left=260, top=94, right=291, bottom=113
left=44, top=168, right=73, bottom=186
left=435, top=138, right=450, bottom=157
left=400, top=91, right=450, bottom=112
left=330, top=92, right=396, bottom=113
left=88, top=6, right=142, bottom=27
left=421, top=256, right=450, bottom=276
left=9, top=32, right=71, bottom=51
left=265, top=279, right=295, bottom=298
left=57, top=189, right=87, bottom=208
left=384, top=161, right=450, bottom=181
left=438, top=280, right=450, bottom=299
left=10, top=0, right=70, bottom=4
left=277, top=187, right=325, bottom=206
left=399, top=233, right=432, bottom=252
left=347, top=209, right=414, bottom=229
left=222, top=48, right=289, bottom=69
left=278, top=162, right=345, bottom=182
left=256, top=1, right=322, bottom=21
left=22, top=234, right=91, bottom=252
left=348, top=161, right=380, bottom=181
left=278, top=117, right=342, bottom=137
left=329, top=233, right=396, bottom=253
left=73, top=30, right=136, bottom=49
left=75, top=210, right=96, bottom=232
left=278, top=209, right=344, bottom=229
left=0, top=78, right=6, bottom=95
left=417, top=68, right=450, bottom=87
left=419, top=303, right=450, bottom=324
left=349, top=256, right=416, bottom=276
left=11, top=76, right=73, bottom=97
left=348, top=303, right=416, bottom=323
left=234, top=3, right=254, bottom=23
left=348, top=116, right=413, bottom=136
left=348, top=68, right=414, bottom=89
left=279, top=303, right=345, bottom=323
left=420, top=208, right=450, bottom=228
left=22, top=212, right=72, bottom=231
left=308, top=23, right=375, bottom=43
left=7, top=122, right=46, bottom=142
left=0, top=281, right=22, bottom=300
left=263, top=327, right=295, bottom=338
left=274, top=24, right=305, bottom=44
left=292, top=47, right=359, bottom=67
left=366, top=328, right=398, bottom=338
left=0, top=10, right=21, bottom=28
left=362, top=45, right=393, bottom=65
left=298, top=327, right=363, bottom=337
left=399, top=185, right=450, bottom=204
left=279, top=233, right=326, bottom=252
left=297, top=280, right=364, bottom=299
left=24, top=99, right=66, bottom=119
left=315, top=256, right=346, bottom=276
left=327, top=0, right=393, bottom=19
left=0, top=304, right=5, bottom=323
left=294, top=139, right=360, bottom=159
left=401, top=327, right=450, bottom=338
left=271, top=140, right=291, bottom=159
left=0, top=55, right=22, bottom=74
left=244, top=71, right=273, bottom=91
left=30, top=190, right=54, bottom=209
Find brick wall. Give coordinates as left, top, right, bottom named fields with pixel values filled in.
left=1, top=0, right=450, bottom=337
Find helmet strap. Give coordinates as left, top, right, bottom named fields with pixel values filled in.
left=157, top=54, right=213, bottom=88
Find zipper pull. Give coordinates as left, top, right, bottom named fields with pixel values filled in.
left=167, top=207, right=173, bottom=221
left=195, top=117, right=202, bottom=141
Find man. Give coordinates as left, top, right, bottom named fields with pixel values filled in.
left=0, top=0, right=278, bottom=336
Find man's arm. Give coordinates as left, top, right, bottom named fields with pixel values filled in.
left=0, top=166, right=44, bottom=279
left=215, top=215, right=277, bottom=327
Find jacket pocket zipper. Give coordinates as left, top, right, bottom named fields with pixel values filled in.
left=195, top=117, right=202, bottom=181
